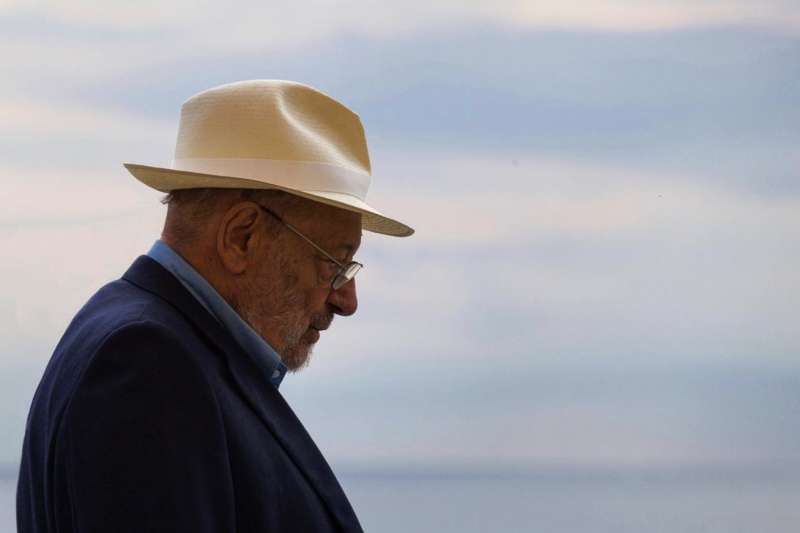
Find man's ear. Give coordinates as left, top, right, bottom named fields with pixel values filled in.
left=216, top=202, right=264, bottom=275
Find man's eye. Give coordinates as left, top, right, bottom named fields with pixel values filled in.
left=317, top=258, right=339, bottom=278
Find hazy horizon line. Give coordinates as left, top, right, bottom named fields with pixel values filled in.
left=3, top=460, right=800, bottom=483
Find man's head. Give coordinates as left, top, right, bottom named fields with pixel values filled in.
left=124, top=81, right=412, bottom=368
left=161, top=188, right=362, bottom=371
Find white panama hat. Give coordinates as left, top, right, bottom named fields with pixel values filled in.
left=125, top=79, right=414, bottom=237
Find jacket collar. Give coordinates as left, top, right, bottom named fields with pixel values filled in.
left=122, top=255, right=363, bottom=533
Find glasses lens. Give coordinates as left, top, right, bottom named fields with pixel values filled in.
left=332, top=262, right=362, bottom=290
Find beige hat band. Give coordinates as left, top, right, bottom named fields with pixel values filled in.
left=171, top=157, right=371, bottom=200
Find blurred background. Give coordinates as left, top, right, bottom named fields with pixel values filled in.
left=2, top=1, right=799, bottom=532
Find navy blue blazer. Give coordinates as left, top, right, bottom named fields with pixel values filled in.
left=16, top=255, right=364, bottom=533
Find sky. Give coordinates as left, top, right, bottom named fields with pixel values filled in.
left=1, top=1, right=799, bottom=473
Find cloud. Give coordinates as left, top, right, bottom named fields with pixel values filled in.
left=6, top=147, right=796, bottom=372
left=510, top=0, right=800, bottom=32
left=2, top=1, right=799, bottom=470
left=0, top=98, right=173, bottom=139
left=3, top=0, right=799, bottom=38
left=0, top=97, right=175, bottom=170
left=368, top=150, right=800, bottom=245
left=3, top=170, right=798, bottom=468
left=283, top=361, right=800, bottom=467
left=5, top=22, right=793, bottom=195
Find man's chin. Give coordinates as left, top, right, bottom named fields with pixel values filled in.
left=282, top=346, right=313, bottom=373
left=280, top=332, right=318, bottom=372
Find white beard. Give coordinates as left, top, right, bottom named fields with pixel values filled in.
left=231, top=260, right=322, bottom=372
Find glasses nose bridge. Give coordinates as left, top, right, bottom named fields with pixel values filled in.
left=332, top=261, right=362, bottom=290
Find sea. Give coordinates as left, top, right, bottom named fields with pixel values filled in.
left=2, top=466, right=799, bottom=532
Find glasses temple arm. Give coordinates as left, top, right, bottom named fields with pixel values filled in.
left=260, top=205, right=344, bottom=267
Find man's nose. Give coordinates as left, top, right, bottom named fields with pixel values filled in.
left=327, top=278, right=358, bottom=316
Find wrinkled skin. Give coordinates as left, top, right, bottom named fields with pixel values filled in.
left=164, top=192, right=361, bottom=371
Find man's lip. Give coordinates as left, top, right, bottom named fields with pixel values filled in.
left=310, top=316, right=333, bottom=331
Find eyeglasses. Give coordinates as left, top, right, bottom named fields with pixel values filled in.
left=256, top=203, right=363, bottom=290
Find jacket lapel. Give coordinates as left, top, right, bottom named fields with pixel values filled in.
left=122, top=255, right=363, bottom=533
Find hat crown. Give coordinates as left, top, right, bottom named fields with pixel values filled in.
left=174, top=80, right=371, bottom=175
left=124, top=79, right=414, bottom=237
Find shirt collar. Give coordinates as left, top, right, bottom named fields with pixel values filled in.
left=146, top=239, right=288, bottom=388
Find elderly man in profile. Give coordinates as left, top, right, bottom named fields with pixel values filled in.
left=16, top=80, right=413, bottom=533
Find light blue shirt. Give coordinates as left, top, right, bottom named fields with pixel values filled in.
left=147, top=239, right=287, bottom=389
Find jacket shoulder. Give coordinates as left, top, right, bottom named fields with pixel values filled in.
left=64, top=277, right=191, bottom=344
left=30, top=277, right=210, bottom=442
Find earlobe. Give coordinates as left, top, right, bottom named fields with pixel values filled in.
left=217, top=204, right=261, bottom=275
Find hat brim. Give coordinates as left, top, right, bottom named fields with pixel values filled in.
left=124, top=163, right=414, bottom=237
